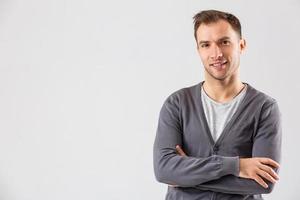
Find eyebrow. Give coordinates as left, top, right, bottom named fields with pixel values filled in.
left=218, top=36, right=231, bottom=41
left=198, top=40, right=209, bottom=45
left=198, top=36, right=231, bottom=45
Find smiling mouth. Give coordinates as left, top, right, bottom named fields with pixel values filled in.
left=209, top=60, right=227, bottom=68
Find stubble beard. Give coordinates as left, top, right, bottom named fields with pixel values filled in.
left=204, top=65, right=229, bottom=81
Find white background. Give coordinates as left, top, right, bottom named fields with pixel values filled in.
left=0, top=0, right=299, bottom=199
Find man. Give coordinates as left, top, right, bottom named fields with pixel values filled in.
left=153, top=10, right=281, bottom=200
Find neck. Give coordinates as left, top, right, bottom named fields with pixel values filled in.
left=202, top=76, right=245, bottom=103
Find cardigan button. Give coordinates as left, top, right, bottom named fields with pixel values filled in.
left=213, top=146, right=219, bottom=152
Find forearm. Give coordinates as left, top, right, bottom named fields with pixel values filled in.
left=194, top=174, right=276, bottom=195
left=154, top=148, right=239, bottom=187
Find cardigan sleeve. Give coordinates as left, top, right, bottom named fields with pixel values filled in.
left=194, top=101, right=282, bottom=194
left=153, top=94, right=239, bottom=187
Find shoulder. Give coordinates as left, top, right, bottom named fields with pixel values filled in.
left=246, top=83, right=278, bottom=107
left=164, top=82, right=201, bottom=106
left=245, top=83, right=280, bottom=116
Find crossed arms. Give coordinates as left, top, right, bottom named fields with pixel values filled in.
left=174, top=145, right=279, bottom=194
left=153, top=97, right=282, bottom=195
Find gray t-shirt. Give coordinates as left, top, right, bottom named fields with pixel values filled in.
left=201, top=84, right=247, bottom=142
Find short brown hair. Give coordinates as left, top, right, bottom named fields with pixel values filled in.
left=193, top=10, right=242, bottom=42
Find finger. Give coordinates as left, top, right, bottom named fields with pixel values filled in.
left=257, top=169, right=277, bottom=184
left=175, top=145, right=187, bottom=156
left=175, top=145, right=187, bottom=157
left=259, top=158, right=280, bottom=168
left=254, top=175, right=268, bottom=189
left=259, top=164, right=280, bottom=180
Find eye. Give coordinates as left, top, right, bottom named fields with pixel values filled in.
left=200, top=43, right=209, bottom=48
left=221, top=40, right=230, bottom=45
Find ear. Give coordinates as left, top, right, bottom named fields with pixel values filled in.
left=239, top=38, right=246, bottom=53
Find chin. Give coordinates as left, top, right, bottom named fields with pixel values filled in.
left=211, top=73, right=229, bottom=81
left=213, top=77, right=227, bottom=81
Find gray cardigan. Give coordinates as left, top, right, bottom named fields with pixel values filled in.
left=153, top=82, right=282, bottom=200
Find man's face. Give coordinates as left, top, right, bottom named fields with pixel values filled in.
left=196, top=20, right=246, bottom=81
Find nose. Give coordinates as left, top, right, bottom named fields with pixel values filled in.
left=210, top=44, right=223, bottom=59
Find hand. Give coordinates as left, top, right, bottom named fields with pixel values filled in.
left=239, top=157, right=280, bottom=188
